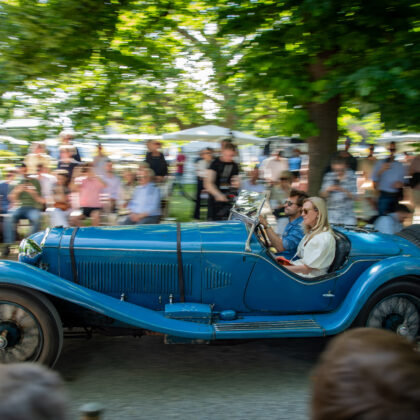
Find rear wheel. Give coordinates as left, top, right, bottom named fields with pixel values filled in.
left=0, top=287, right=63, bottom=366
left=354, top=282, right=420, bottom=341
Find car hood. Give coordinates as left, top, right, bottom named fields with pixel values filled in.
left=38, top=221, right=248, bottom=254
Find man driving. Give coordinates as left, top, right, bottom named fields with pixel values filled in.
left=259, top=189, right=307, bottom=259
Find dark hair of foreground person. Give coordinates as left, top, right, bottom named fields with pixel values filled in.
left=0, top=363, right=68, bottom=420
left=311, top=328, right=420, bottom=420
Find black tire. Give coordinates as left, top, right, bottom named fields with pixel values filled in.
left=354, top=281, right=420, bottom=341
left=396, top=224, right=420, bottom=247
left=0, top=286, right=63, bottom=367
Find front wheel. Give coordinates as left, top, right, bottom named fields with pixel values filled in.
left=354, top=281, right=420, bottom=341
left=0, top=286, right=63, bottom=366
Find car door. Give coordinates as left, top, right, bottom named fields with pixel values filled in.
left=243, top=250, right=336, bottom=313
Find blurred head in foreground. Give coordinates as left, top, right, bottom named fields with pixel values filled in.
left=311, top=328, right=420, bottom=420
left=0, top=363, right=68, bottom=420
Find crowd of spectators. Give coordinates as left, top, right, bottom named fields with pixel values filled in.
left=199, top=139, right=417, bottom=236
left=0, top=132, right=418, bottom=256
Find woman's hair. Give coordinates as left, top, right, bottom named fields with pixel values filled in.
left=303, top=197, right=332, bottom=237
left=312, top=328, right=420, bottom=420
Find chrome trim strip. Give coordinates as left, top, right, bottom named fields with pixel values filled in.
left=214, top=319, right=321, bottom=332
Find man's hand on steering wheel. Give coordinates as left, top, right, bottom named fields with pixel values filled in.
left=257, top=215, right=271, bottom=248
left=258, top=215, right=269, bottom=228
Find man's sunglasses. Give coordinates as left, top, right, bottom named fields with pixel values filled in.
left=284, top=200, right=297, bottom=207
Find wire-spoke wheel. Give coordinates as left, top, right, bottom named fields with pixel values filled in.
left=355, top=282, right=420, bottom=342
left=0, top=287, right=62, bottom=366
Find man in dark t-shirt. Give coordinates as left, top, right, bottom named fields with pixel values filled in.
left=145, top=140, right=168, bottom=181
left=204, top=142, right=240, bottom=220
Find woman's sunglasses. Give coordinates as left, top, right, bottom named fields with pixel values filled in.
left=302, top=208, right=318, bottom=215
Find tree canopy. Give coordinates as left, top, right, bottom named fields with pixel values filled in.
left=217, top=0, right=420, bottom=191
left=0, top=0, right=419, bottom=191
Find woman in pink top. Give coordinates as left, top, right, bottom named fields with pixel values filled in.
left=71, top=163, right=107, bottom=226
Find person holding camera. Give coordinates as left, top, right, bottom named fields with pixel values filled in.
left=71, top=163, right=107, bottom=227
left=320, top=156, right=358, bottom=225
left=3, top=163, right=45, bottom=255
left=371, top=141, right=406, bottom=215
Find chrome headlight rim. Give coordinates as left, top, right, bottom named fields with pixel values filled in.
left=18, top=238, right=43, bottom=259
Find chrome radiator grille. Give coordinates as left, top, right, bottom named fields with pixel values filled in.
left=77, top=261, right=192, bottom=295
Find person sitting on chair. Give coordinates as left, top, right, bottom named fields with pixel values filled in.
left=120, top=165, right=161, bottom=225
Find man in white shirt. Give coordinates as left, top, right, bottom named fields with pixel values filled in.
left=260, top=150, right=289, bottom=184
left=120, top=166, right=161, bottom=225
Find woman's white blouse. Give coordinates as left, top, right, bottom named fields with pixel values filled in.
left=291, top=231, right=336, bottom=278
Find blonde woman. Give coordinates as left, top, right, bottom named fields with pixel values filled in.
left=286, top=197, right=336, bottom=278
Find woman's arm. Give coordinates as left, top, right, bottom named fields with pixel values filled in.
left=286, top=264, right=314, bottom=275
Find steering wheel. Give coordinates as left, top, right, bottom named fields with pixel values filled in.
left=256, top=222, right=271, bottom=249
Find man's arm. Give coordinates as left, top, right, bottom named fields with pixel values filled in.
left=320, top=172, right=336, bottom=198
left=258, top=216, right=284, bottom=252
left=25, top=181, right=45, bottom=205
left=204, top=169, right=227, bottom=202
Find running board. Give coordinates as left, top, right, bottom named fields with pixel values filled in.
left=213, top=318, right=325, bottom=339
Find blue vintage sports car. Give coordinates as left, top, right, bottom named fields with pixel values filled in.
left=0, top=191, right=419, bottom=366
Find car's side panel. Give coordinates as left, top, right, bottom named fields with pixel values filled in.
left=244, top=251, right=337, bottom=313
left=0, top=260, right=214, bottom=339
left=200, top=251, right=255, bottom=312
left=44, top=225, right=203, bottom=310
left=329, top=257, right=380, bottom=310
left=313, top=255, right=420, bottom=334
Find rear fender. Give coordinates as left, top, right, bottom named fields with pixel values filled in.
left=0, top=261, right=214, bottom=339
left=315, top=256, right=420, bottom=334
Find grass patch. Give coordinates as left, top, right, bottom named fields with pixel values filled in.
left=167, top=183, right=196, bottom=222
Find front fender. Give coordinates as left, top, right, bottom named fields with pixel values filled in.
left=0, top=261, right=214, bottom=340
left=315, top=256, right=420, bottom=335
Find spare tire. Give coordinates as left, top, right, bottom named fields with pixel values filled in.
left=396, top=224, right=420, bottom=247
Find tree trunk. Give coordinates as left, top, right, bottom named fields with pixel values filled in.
left=306, top=94, right=340, bottom=195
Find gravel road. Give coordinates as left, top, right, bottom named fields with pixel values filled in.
left=56, top=335, right=330, bottom=420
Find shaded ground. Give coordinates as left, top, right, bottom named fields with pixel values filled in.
left=56, top=335, right=329, bottom=420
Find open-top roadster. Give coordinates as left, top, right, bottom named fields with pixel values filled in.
left=1, top=191, right=419, bottom=366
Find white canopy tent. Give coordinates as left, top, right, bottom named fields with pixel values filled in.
left=162, top=125, right=265, bottom=144
left=377, top=133, right=420, bottom=143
